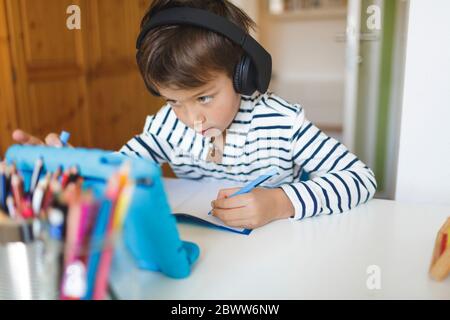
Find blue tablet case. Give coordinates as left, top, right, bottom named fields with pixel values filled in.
left=5, top=145, right=199, bottom=279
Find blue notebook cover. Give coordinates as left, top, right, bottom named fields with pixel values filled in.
left=174, top=213, right=251, bottom=235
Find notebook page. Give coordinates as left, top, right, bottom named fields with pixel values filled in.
left=163, top=178, right=204, bottom=209
left=163, top=178, right=246, bottom=232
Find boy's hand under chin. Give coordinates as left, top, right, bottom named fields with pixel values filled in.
left=211, top=187, right=295, bottom=229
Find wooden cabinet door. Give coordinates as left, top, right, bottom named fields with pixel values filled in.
left=84, top=0, right=163, bottom=151
left=5, top=0, right=91, bottom=147
left=0, top=0, right=18, bottom=155
left=3, top=0, right=163, bottom=151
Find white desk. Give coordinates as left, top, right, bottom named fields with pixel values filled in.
left=110, top=179, right=450, bottom=299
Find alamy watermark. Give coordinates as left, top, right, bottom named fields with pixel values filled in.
left=65, top=3, right=382, bottom=32
left=366, top=265, right=382, bottom=290
left=366, top=5, right=381, bottom=31
left=66, top=5, right=81, bottom=30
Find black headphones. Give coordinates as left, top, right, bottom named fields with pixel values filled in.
left=136, top=7, right=272, bottom=96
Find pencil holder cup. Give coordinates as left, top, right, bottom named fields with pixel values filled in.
left=0, top=222, right=120, bottom=300
left=0, top=225, right=60, bottom=300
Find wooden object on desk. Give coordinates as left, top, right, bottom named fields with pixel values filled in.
left=429, top=217, right=450, bottom=281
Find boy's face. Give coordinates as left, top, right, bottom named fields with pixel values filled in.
left=157, top=72, right=241, bottom=136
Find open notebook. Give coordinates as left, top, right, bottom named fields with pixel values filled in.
left=163, top=178, right=251, bottom=235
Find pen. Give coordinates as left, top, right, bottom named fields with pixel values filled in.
left=32, top=173, right=51, bottom=216
left=61, top=167, right=72, bottom=189
left=21, top=199, right=34, bottom=220
left=11, top=174, right=24, bottom=215
left=209, top=168, right=278, bottom=215
left=59, top=131, right=71, bottom=147
left=6, top=195, right=16, bottom=219
left=29, top=158, right=43, bottom=194
left=0, top=162, right=6, bottom=210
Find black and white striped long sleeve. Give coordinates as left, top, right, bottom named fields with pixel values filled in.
left=118, top=111, right=172, bottom=165
left=279, top=107, right=377, bottom=219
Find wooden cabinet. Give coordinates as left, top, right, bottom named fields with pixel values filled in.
left=0, top=0, right=164, bottom=153
left=0, top=0, right=17, bottom=154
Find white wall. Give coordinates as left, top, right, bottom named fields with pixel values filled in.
left=230, top=0, right=258, bottom=18
left=232, top=1, right=346, bottom=130
left=395, top=0, right=450, bottom=205
left=230, top=0, right=259, bottom=36
left=263, top=17, right=347, bottom=129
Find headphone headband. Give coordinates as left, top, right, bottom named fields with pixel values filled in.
left=136, top=7, right=271, bottom=93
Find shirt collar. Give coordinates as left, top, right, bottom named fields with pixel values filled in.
left=223, top=93, right=262, bottom=149
left=162, top=93, right=262, bottom=161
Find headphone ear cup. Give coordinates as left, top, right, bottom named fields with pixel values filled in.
left=233, top=58, right=244, bottom=94
left=234, top=55, right=257, bottom=96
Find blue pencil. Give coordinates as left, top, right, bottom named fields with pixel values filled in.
left=208, top=168, right=278, bottom=215
left=83, top=197, right=112, bottom=300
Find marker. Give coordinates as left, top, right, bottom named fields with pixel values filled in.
left=61, top=167, right=72, bottom=189
left=0, top=163, right=6, bottom=210
left=11, top=174, right=24, bottom=215
left=21, top=199, right=33, bottom=220
left=4, top=164, right=13, bottom=198
left=48, top=207, right=65, bottom=241
left=67, top=167, right=81, bottom=185
left=84, top=194, right=114, bottom=300
left=209, top=168, right=279, bottom=215
left=42, top=177, right=62, bottom=212
left=32, top=173, right=51, bottom=216
left=6, top=195, right=16, bottom=219
left=59, top=131, right=71, bottom=147
left=29, top=158, right=44, bottom=194
left=112, top=182, right=134, bottom=230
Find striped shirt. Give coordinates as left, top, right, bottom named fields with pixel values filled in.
left=120, top=92, right=377, bottom=220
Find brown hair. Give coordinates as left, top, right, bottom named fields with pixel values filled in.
left=137, top=0, right=256, bottom=95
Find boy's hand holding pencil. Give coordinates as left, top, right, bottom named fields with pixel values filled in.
left=211, top=187, right=294, bottom=230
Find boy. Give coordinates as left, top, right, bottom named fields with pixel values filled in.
left=12, top=0, right=376, bottom=230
